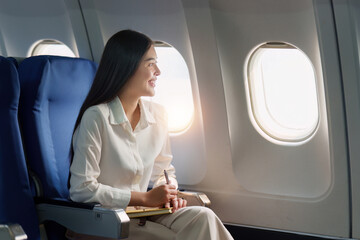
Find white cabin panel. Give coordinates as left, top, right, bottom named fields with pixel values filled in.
left=0, top=0, right=92, bottom=59
left=188, top=0, right=349, bottom=237
left=332, top=0, right=360, bottom=238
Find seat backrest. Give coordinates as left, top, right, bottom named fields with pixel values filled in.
left=0, top=56, right=40, bottom=240
left=18, top=55, right=97, bottom=200
left=6, top=57, right=19, bottom=68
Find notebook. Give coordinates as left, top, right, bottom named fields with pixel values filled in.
left=125, top=206, right=173, bottom=218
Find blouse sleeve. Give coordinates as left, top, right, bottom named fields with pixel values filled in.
left=69, top=108, right=131, bottom=209
left=150, top=108, right=178, bottom=189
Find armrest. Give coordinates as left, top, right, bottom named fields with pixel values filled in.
left=35, top=198, right=130, bottom=239
left=0, top=224, right=27, bottom=240
left=177, top=191, right=211, bottom=207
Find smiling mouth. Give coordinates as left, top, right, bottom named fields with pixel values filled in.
left=149, top=79, right=156, bottom=87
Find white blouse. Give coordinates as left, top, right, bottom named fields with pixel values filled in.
left=69, top=97, right=177, bottom=209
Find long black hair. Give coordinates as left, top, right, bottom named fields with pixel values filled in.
left=74, top=29, right=153, bottom=132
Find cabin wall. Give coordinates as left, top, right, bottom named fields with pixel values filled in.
left=0, top=0, right=92, bottom=59
left=332, top=0, right=360, bottom=238
left=204, top=0, right=349, bottom=237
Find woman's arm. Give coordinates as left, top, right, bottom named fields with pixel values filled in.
left=70, top=108, right=131, bottom=209
left=149, top=125, right=186, bottom=211
left=150, top=133, right=178, bottom=189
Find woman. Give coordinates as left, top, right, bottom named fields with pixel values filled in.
left=67, top=29, right=233, bottom=240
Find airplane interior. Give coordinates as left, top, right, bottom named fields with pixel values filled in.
left=1, top=0, right=360, bottom=239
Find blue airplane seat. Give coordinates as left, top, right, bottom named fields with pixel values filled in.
left=18, top=55, right=96, bottom=240
left=0, top=56, right=41, bottom=240
left=18, top=55, right=97, bottom=200
left=6, top=57, right=19, bottom=68
left=18, top=55, right=130, bottom=240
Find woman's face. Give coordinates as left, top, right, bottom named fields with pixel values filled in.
left=123, top=45, right=161, bottom=99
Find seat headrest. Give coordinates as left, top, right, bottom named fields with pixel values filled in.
left=0, top=56, right=19, bottom=109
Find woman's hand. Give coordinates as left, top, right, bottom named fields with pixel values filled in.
left=130, top=180, right=187, bottom=212
left=167, top=197, right=187, bottom=212
left=144, top=184, right=178, bottom=207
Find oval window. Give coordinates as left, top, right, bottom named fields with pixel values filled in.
left=29, top=39, right=76, bottom=57
left=246, top=42, right=319, bottom=143
left=143, top=42, right=194, bottom=134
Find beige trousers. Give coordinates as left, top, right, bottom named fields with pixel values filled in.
left=66, top=206, right=233, bottom=240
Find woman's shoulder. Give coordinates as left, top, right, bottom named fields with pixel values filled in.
left=141, top=99, right=168, bottom=123
left=141, top=99, right=165, bottom=111
left=81, top=102, right=109, bottom=125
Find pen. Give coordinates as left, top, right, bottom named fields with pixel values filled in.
left=164, top=169, right=170, bottom=184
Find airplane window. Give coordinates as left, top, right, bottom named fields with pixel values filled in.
left=246, top=42, right=319, bottom=143
left=143, top=42, right=194, bottom=134
left=29, top=39, right=76, bottom=57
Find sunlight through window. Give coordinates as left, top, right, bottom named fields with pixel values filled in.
left=143, top=43, right=194, bottom=133
left=247, top=43, right=319, bottom=143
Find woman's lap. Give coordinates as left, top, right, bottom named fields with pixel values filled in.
left=66, top=207, right=232, bottom=240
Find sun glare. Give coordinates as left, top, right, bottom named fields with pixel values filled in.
left=143, top=44, right=194, bottom=133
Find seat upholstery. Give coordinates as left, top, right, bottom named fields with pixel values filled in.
left=18, top=55, right=97, bottom=199
left=0, top=56, right=40, bottom=240
left=6, top=57, right=19, bottom=68
left=18, top=55, right=97, bottom=239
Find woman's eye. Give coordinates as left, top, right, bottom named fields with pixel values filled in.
left=149, top=60, right=158, bottom=67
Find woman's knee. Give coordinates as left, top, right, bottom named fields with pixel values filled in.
left=198, top=207, right=217, bottom=219
left=183, top=206, right=217, bottom=221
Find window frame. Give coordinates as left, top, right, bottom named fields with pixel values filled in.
left=28, top=39, right=77, bottom=57
left=245, top=42, right=320, bottom=145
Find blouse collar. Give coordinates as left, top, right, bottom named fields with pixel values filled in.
left=108, top=96, right=156, bottom=127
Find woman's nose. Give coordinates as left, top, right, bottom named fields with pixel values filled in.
left=155, top=65, right=161, bottom=76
